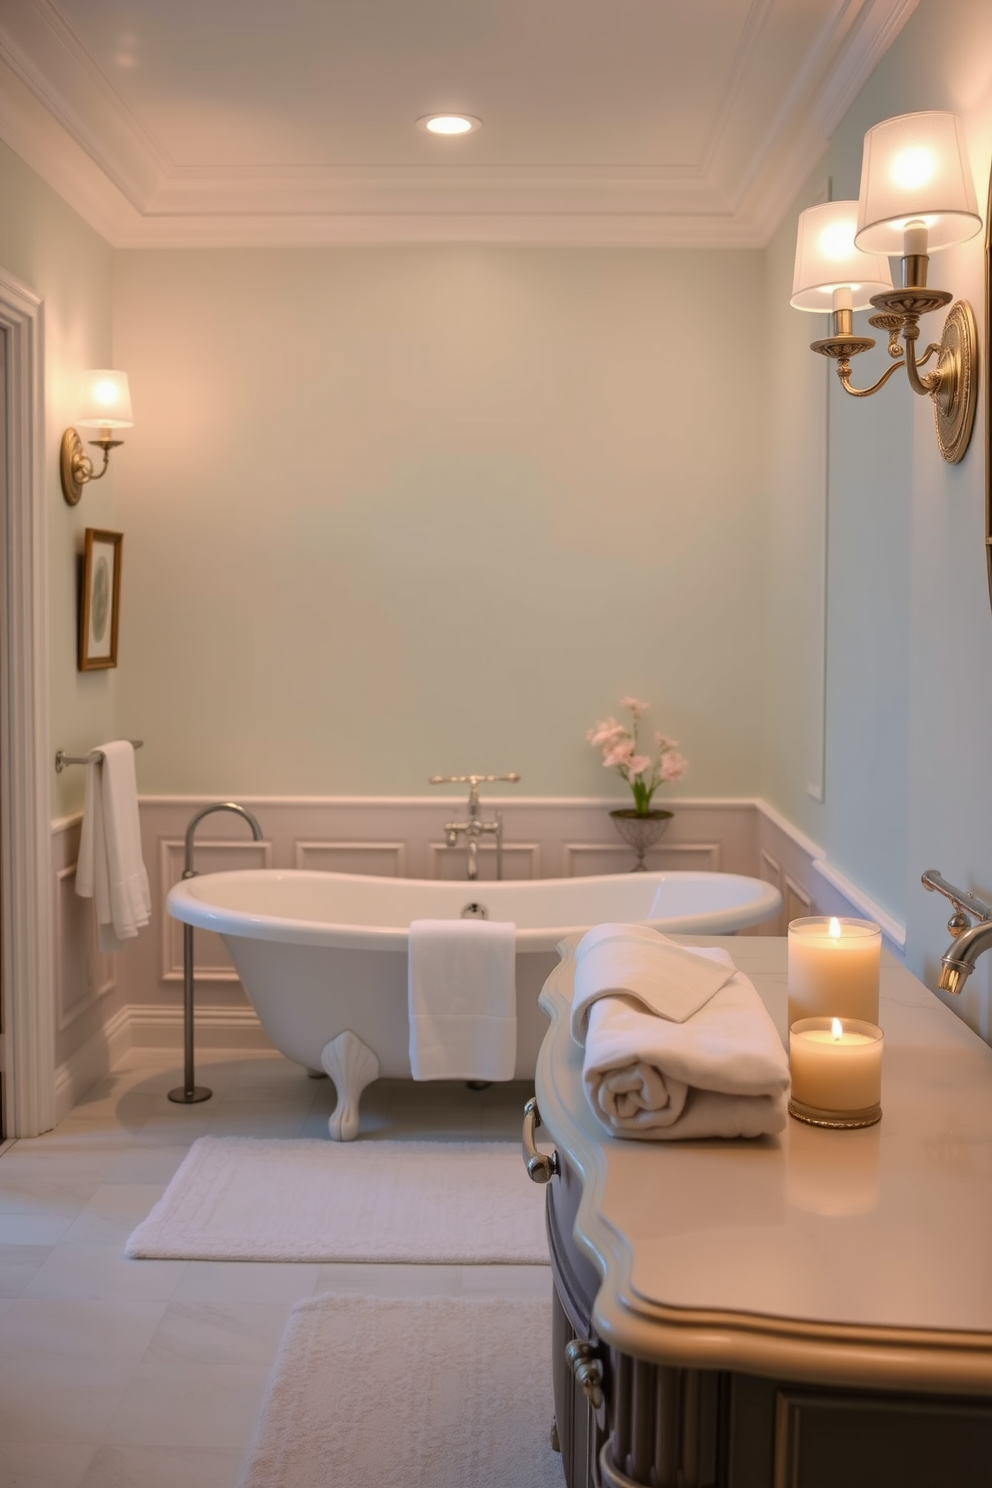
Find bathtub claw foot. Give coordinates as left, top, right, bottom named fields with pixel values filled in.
left=320, top=1031, right=380, bottom=1142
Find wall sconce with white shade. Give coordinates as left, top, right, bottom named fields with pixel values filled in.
left=60, top=369, right=134, bottom=505
left=792, top=112, right=981, bottom=464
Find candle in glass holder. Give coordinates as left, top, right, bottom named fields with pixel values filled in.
left=789, top=1016, right=883, bottom=1128
left=788, top=916, right=881, bottom=1026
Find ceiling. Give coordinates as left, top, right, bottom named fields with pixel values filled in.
left=0, top=0, right=919, bottom=248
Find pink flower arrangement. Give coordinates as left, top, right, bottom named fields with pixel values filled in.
left=587, top=696, right=688, bottom=815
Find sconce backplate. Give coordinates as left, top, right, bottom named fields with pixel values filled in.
left=933, top=300, right=977, bottom=465
left=59, top=428, right=85, bottom=505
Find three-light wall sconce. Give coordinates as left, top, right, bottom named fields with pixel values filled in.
left=60, top=369, right=134, bottom=505
left=791, top=111, right=981, bottom=464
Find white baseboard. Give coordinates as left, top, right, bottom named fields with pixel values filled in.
left=54, top=1004, right=132, bottom=1126
left=128, top=1003, right=273, bottom=1051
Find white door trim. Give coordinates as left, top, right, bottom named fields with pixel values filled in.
left=0, top=265, right=54, bottom=1136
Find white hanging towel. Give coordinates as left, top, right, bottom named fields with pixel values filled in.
left=408, top=919, right=517, bottom=1081
left=75, top=741, right=151, bottom=954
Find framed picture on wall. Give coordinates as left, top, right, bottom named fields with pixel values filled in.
left=78, top=528, right=122, bottom=671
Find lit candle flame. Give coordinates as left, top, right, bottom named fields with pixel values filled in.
left=829, top=917, right=841, bottom=939
left=831, top=1017, right=843, bottom=1040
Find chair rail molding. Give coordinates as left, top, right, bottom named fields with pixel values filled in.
left=0, top=265, right=54, bottom=1138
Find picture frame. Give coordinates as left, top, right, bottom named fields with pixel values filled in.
left=78, top=528, right=122, bottom=671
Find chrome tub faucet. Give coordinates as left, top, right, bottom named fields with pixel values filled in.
left=429, top=773, right=520, bottom=881
left=922, top=869, right=992, bottom=996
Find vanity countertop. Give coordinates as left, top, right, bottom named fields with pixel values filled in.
left=535, top=935, right=992, bottom=1394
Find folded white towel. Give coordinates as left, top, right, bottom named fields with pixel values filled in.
left=581, top=946, right=790, bottom=1141
left=571, top=923, right=735, bottom=1042
left=408, top=919, right=517, bottom=1082
left=75, top=741, right=151, bottom=954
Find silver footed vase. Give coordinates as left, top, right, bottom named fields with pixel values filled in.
left=609, top=807, right=672, bottom=872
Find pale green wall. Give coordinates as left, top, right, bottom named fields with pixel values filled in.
left=762, top=0, right=992, bottom=1023
left=0, top=139, right=119, bottom=819
left=112, top=246, right=767, bottom=799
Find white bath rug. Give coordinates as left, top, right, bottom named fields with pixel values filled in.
left=126, top=1137, right=549, bottom=1264
left=238, top=1293, right=563, bottom=1488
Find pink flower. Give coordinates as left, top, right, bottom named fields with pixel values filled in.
left=603, top=740, right=636, bottom=770
left=627, top=754, right=653, bottom=779
left=586, top=718, right=626, bottom=749
left=620, top=696, right=649, bottom=718
left=654, top=731, right=678, bottom=751
left=660, top=750, right=688, bottom=782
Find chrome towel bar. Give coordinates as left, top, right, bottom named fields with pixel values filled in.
left=55, top=739, right=144, bottom=773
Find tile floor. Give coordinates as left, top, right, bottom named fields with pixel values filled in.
left=0, top=1052, right=549, bottom=1488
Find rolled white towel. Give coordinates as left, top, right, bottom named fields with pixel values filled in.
left=571, top=923, right=736, bottom=1042
left=582, top=946, right=790, bottom=1141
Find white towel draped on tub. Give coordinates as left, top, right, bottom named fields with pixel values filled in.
left=577, top=935, right=789, bottom=1140
left=408, top=919, right=517, bottom=1082
left=75, top=741, right=151, bottom=954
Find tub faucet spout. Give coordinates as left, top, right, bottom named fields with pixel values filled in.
left=923, top=869, right=992, bottom=995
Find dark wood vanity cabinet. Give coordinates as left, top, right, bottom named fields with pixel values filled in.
left=534, top=936, right=992, bottom=1488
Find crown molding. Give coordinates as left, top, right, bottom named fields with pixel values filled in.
left=0, top=0, right=920, bottom=249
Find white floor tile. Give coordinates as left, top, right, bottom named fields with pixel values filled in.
left=0, top=1213, right=76, bottom=1246
left=0, top=1442, right=98, bottom=1488
left=312, top=1261, right=468, bottom=1298
left=171, top=1260, right=320, bottom=1305
left=0, top=1295, right=168, bottom=1364
left=24, top=1244, right=187, bottom=1302
left=60, top=1185, right=165, bottom=1246
left=143, top=1300, right=293, bottom=1366
left=104, top=1361, right=272, bottom=1451
left=0, top=1358, right=134, bottom=1444
left=78, top=1444, right=243, bottom=1488
left=0, top=1245, right=52, bottom=1299
left=105, top=1145, right=192, bottom=1185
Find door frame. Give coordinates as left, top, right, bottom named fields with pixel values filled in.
left=0, top=265, right=54, bottom=1137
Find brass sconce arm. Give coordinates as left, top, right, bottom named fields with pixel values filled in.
left=808, top=292, right=976, bottom=463
left=60, top=428, right=124, bottom=506
left=836, top=358, right=905, bottom=398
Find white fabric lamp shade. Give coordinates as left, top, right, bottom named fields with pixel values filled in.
left=791, top=201, right=892, bottom=312
left=76, top=369, right=134, bottom=429
left=855, top=111, right=981, bottom=254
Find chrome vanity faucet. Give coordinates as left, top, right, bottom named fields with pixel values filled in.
left=429, top=773, right=520, bottom=881
left=922, top=868, right=992, bottom=996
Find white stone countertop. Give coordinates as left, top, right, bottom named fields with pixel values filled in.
left=535, top=936, right=992, bottom=1392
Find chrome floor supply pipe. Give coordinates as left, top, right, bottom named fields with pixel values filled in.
left=168, top=802, right=263, bottom=1105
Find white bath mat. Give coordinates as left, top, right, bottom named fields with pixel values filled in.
left=238, top=1294, right=563, bottom=1488
left=126, top=1136, right=549, bottom=1264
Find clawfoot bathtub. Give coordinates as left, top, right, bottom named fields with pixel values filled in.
left=166, top=869, right=781, bottom=1139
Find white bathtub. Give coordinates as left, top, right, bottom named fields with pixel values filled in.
left=166, top=869, right=781, bottom=1138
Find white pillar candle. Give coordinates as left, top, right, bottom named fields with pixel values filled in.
left=788, top=917, right=881, bottom=1026
left=789, top=1016, right=883, bottom=1127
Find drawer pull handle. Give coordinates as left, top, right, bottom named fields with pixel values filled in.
left=565, top=1338, right=605, bottom=1412
left=522, top=1097, right=559, bottom=1184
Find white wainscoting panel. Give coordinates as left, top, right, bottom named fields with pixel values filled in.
left=429, top=840, right=541, bottom=881
left=159, top=836, right=272, bottom=983
left=563, top=841, right=721, bottom=879
left=55, top=862, right=115, bottom=1031
left=295, top=840, right=407, bottom=876
left=51, top=816, right=128, bottom=1077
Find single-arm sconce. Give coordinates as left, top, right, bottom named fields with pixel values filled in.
left=60, top=369, right=134, bottom=505
left=792, top=112, right=981, bottom=464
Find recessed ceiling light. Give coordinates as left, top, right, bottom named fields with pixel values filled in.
left=417, top=114, right=481, bottom=136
